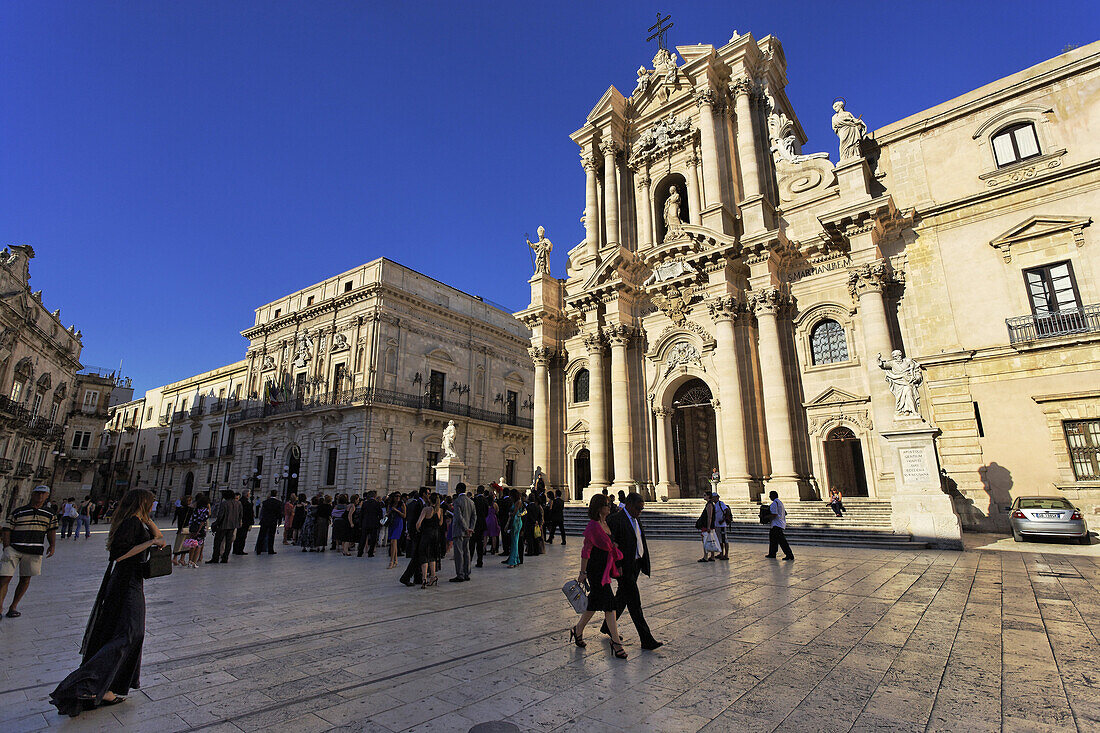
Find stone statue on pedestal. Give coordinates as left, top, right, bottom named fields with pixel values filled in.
left=663, top=186, right=684, bottom=240
left=527, top=226, right=553, bottom=275
left=441, top=420, right=458, bottom=459
left=832, top=99, right=867, bottom=162
left=877, top=349, right=923, bottom=418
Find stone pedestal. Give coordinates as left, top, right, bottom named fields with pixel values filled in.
left=882, top=422, right=962, bottom=549
left=432, top=457, right=466, bottom=496
left=527, top=272, right=561, bottom=310
left=835, top=158, right=874, bottom=201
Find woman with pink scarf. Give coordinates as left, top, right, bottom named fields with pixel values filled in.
left=569, top=494, right=627, bottom=659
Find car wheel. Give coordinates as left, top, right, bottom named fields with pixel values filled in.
left=1012, top=528, right=1023, bottom=542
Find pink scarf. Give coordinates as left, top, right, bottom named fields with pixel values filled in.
left=583, top=521, right=623, bottom=587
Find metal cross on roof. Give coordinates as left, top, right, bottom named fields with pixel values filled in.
left=647, top=12, right=674, bottom=52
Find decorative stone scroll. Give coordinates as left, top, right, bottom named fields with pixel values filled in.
left=663, top=340, right=701, bottom=376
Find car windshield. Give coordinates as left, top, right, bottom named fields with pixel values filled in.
left=1017, top=498, right=1073, bottom=510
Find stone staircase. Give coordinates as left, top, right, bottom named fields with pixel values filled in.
left=562, top=498, right=929, bottom=550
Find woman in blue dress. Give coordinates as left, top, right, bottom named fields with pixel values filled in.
left=386, top=493, right=406, bottom=569
left=506, top=489, right=525, bottom=568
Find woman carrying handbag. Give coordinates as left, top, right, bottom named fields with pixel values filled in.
left=569, top=494, right=627, bottom=659
left=50, top=489, right=166, bottom=718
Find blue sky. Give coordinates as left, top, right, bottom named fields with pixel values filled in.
left=2, top=1, right=1096, bottom=393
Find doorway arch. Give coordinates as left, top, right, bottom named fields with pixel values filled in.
left=671, top=378, right=718, bottom=498
left=284, top=444, right=301, bottom=500
left=573, top=448, right=591, bottom=500
left=823, top=426, right=868, bottom=497
left=184, top=471, right=194, bottom=496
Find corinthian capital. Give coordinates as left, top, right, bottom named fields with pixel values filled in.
left=729, top=77, right=754, bottom=98
left=581, top=154, right=598, bottom=173
left=602, top=323, right=635, bottom=346
left=636, top=172, right=651, bottom=189
left=747, top=287, right=790, bottom=317
left=599, top=139, right=621, bottom=158
left=846, top=260, right=893, bottom=301
left=582, top=332, right=604, bottom=355
left=705, top=295, right=744, bottom=324
left=694, top=88, right=719, bottom=109
left=528, top=346, right=555, bottom=366
left=653, top=406, right=670, bottom=419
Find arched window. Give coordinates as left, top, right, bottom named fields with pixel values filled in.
left=64, top=469, right=83, bottom=483
left=573, top=369, right=590, bottom=403
left=810, top=319, right=849, bottom=365
left=991, top=123, right=1041, bottom=167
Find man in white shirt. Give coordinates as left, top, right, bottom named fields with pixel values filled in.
left=764, top=490, right=794, bottom=560
left=601, top=493, right=662, bottom=650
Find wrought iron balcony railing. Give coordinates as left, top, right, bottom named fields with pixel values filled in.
left=1006, top=304, right=1100, bottom=345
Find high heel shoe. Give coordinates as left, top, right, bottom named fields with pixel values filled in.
left=609, top=639, right=628, bottom=659
left=569, top=627, right=586, bottom=648
left=427, top=577, right=438, bottom=587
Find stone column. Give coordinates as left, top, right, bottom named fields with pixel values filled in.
left=600, top=139, right=621, bottom=248
left=685, top=151, right=703, bottom=225
left=750, top=288, right=801, bottom=500
left=848, top=261, right=896, bottom=431
left=694, top=89, right=725, bottom=215
left=730, top=78, right=761, bottom=201
left=604, top=324, right=634, bottom=491
left=653, top=406, right=675, bottom=499
left=584, top=334, right=609, bottom=490
left=706, top=296, right=750, bottom=495
left=636, top=172, right=653, bottom=249
left=529, top=346, right=553, bottom=486
left=582, top=154, right=600, bottom=258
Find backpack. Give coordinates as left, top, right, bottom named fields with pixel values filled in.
left=695, top=507, right=709, bottom=531
left=758, top=503, right=774, bottom=525
left=722, top=503, right=733, bottom=525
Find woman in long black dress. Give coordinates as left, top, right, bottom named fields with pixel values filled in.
left=417, top=494, right=442, bottom=588
left=50, top=488, right=165, bottom=717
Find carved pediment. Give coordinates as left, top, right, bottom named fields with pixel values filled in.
left=989, top=216, right=1091, bottom=263
left=565, top=420, right=589, bottom=435
left=579, top=247, right=648, bottom=295
left=804, top=386, right=869, bottom=408
left=586, top=85, right=627, bottom=122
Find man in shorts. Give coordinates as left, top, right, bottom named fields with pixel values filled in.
left=0, top=486, right=58, bottom=620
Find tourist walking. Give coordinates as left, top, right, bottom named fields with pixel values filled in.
left=546, top=490, right=566, bottom=545
left=232, top=489, right=254, bottom=555
left=255, top=490, right=282, bottom=555
left=450, top=483, right=475, bottom=582
left=171, top=495, right=192, bottom=566
left=207, top=490, right=241, bottom=564
left=183, top=494, right=209, bottom=568
left=827, top=487, right=846, bottom=517
left=357, top=491, right=384, bottom=557
left=76, top=497, right=94, bottom=538
left=570, top=494, right=626, bottom=659
left=282, top=493, right=297, bottom=545
left=0, top=486, right=57, bottom=620
left=386, top=493, right=405, bottom=568
left=59, top=498, right=77, bottom=539
left=695, top=493, right=719, bottom=562
left=713, top=492, right=731, bottom=561
left=603, top=492, right=662, bottom=650
left=49, top=489, right=164, bottom=717
left=764, top=490, right=794, bottom=561
left=416, top=494, right=442, bottom=588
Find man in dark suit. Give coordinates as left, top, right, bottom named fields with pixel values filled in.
left=357, top=491, right=384, bottom=557
left=546, top=490, right=566, bottom=545
left=207, top=490, right=242, bottom=564
left=232, top=490, right=254, bottom=555
left=254, top=490, right=282, bottom=555
left=399, top=488, right=427, bottom=586
left=602, top=492, right=662, bottom=650
left=496, top=489, right=513, bottom=559
left=471, top=486, right=489, bottom=567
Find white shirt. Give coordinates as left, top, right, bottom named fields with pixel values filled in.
left=715, top=501, right=728, bottom=528
left=769, top=499, right=787, bottom=529
left=626, top=513, right=644, bottom=559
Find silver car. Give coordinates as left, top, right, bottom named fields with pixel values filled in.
left=1009, top=496, right=1090, bottom=544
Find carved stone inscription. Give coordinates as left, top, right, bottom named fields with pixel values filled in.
left=898, top=447, right=932, bottom=483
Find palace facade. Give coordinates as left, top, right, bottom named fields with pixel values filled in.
left=116, top=259, right=533, bottom=506
left=518, top=34, right=1100, bottom=541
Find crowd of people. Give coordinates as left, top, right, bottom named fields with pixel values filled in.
left=162, top=482, right=571, bottom=587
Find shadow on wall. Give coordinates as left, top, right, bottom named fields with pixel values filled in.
left=941, top=463, right=1014, bottom=532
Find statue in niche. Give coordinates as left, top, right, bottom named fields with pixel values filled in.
left=527, top=226, right=553, bottom=275
left=877, top=349, right=923, bottom=418
left=441, top=420, right=459, bottom=460
left=332, top=333, right=349, bottom=351
left=663, top=185, right=684, bottom=240
left=292, top=333, right=313, bottom=369
left=832, top=99, right=867, bottom=162
left=261, top=355, right=275, bottom=371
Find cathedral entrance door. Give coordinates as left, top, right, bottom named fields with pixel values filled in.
left=823, top=426, right=868, bottom=497
left=671, top=379, right=719, bottom=498
left=285, top=448, right=301, bottom=501
left=573, top=449, right=591, bottom=500
left=184, top=471, right=194, bottom=496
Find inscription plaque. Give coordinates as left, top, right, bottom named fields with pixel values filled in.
left=898, top=447, right=932, bottom=483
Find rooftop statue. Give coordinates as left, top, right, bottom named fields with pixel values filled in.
left=527, top=226, right=553, bottom=275
left=832, top=99, right=867, bottom=162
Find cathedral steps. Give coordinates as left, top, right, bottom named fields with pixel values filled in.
left=559, top=499, right=929, bottom=550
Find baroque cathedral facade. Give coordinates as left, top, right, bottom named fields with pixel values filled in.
left=518, top=32, right=1100, bottom=544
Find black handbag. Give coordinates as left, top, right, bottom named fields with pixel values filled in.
left=142, top=545, right=174, bottom=579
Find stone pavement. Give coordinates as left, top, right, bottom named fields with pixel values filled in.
left=1, top=525, right=1098, bottom=732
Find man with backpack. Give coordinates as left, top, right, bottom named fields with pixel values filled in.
left=762, top=490, right=794, bottom=561
left=712, top=493, right=732, bottom=561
